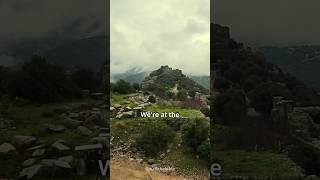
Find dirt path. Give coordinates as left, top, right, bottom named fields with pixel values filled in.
left=110, top=158, right=202, bottom=180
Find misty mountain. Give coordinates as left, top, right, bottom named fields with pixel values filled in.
left=0, top=36, right=109, bottom=72
left=262, top=46, right=320, bottom=90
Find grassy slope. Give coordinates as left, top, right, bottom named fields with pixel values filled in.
left=213, top=150, right=304, bottom=178
left=111, top=93, right=208, bottom=177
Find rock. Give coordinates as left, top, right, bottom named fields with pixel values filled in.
left=40, top=159, right=72, bottom=168
left=110, top=107, right=115, bottom=111
left=0, top=143, right=16, bottom=154
left=68, top=113, right=80, bottom=119
left=116, top=113, right=123, bottom=119
left=133, top=107, right=143, bottom=111
left=13, top=135, right=36, bottom=147
left=58, top=155, right=73, bottom=164
left=45, top=124, right=65, bottom=133
left=77, top=126, right=93, bottom=136
left=85, top=114, right=101, bottom=125
left=90, top=137, right=108, bottom=145
left=63, top=118, right=82, bottom=127
left=27, top=144, right=46, bottom=151
left=52, top=141, right=70, bottom=152
left=22, top=158, right=36, bottom=167
left=147, top=159, right=155, bottom=165
left=75, top=144, right=103, bottom=151
left=18, top=164, right=43, bottom=179
left=32, top=149, right=45, bottom=157
left=122, top=111, right=135, bottom=118
left=114, top=104, right=121, bottom=109
left=98, top=133, right=109, bottom=137
left=125, top=106, right=132, bottom=110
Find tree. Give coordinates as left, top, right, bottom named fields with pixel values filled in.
left=7, top=55, right=78, bottom=103
left=71, top=68, right=95, bottom=90
left=214, top=89, right=247, bottom=125
left=111, top=79, right=134, bottom=94
left=181, top=118, right=209, bottom=151
left=249, top=82, right=291, bottom=115
left=132, top=83, right=140, bottom=91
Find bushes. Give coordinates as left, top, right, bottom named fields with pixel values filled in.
left=111, top=80, right=135, bottom=94
left=200, top=107, right=210, bottom=117
left=7, top=55, right=79, bottom=103
left=214, top=89, right=247, bottom=125
left=181, top=118, right=209, bottom=152
left=148, top=95, right=156, bottom=103
left=135, top=121, right=175, bottom=157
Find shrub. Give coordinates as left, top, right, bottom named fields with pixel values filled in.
left=181, top=118, right=209, bottom=151
left=200, top=107, right=210, bottom=117
left=135, top=121, right=175, bottom=157
left=249, top=82, right=291, bottom=115
left=214, top=89, right=247, bottom=125
left=111, top=79, right=135, bottom=94
left=148, top=95, right=156, bottom=103
left=196, top=140, right=210, bottom=160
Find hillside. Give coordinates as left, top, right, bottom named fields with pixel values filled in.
left=112, top=68, right=210, bottom=90
left=142, top=65, right=208, bottom=98
left=211, top=23, right=320, bottom=178
left=262, top=46, right=320, bottom=90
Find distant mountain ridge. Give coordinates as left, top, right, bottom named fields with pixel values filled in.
left=262, top=46, right=320, bottom=90
left=0, top=36, right=109, bottom=73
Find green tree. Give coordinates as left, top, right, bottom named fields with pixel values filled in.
left=181, top=118, right=209, bottom=151
left=111, top=79, right=134, bottom=94
left=214, top=89, right=247, bottom=125
left=249, top=82, right=291, bottom=115
left=71, top=68, right=95, bottom=90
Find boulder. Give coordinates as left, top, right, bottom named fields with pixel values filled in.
left=52, top=141, right=70, bottom=152
left=63, top=118, right=82, bottom=128
left=0, top=142, right=16, bottom=154
left=58, top=155, right=73, bottom=164
left=114, top=104, right=121, bottom=109
left=85, top=114, right=101, bottom=125
left=32, top=149, right=45, bottom=157
left=122, top=111, right=135, bottom=118
left=13, top=135, right=36, bottom=148
left=68, top=112, right=80, bottom=119
left=77, top=126, right=93, bottom=136
left=45, top=124, right=66, bottom=133
left=22, top=158, right=36, bottom=167
left=18, top=164, right=44, bottom=179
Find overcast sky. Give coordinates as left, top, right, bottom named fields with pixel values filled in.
left=0, top=0, right=108, bottom=49
left=111, top=0, right=210, bottom=76
left=213, top=0, right=320, bottom=46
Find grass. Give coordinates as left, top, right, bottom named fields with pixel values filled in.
left=213, top=150, right=304, bottom=178
left=145, top=104, right=203, bottom=118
